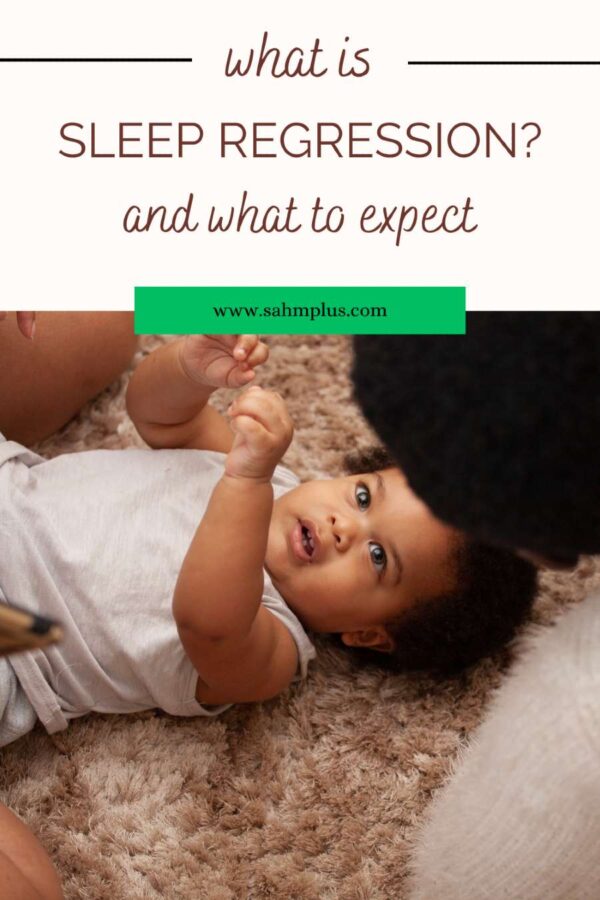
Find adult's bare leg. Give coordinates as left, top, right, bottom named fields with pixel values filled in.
left=0, top=802, right=63, bottom=900
left=0, top=312, right=138, bottom=445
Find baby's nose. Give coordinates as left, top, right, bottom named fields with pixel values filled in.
left=331, top=514, right=357, bottom=551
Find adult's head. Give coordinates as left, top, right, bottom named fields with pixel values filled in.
left=353, top=313, right=600, bottom=564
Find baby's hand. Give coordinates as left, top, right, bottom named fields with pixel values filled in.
left=225, top=386, right=293, bottom=482
left=179, top=335, right=269, bottom=390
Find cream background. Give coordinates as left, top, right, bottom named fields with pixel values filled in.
left=0, top=0, right=598, bottom=310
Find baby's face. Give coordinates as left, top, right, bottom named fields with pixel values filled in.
left=265, top=468, right=459, bottom=648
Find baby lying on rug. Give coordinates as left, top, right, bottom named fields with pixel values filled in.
left=0, top=335, right=537, bottom=745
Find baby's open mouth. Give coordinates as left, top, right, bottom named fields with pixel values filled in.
left=291, top=520, right=318, bottom=563
left=301, top=524, right=315, bottom=557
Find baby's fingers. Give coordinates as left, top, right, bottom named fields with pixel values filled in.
left=229, top=413, right=279, bottom=457
left=233, top=334, right=269, bottom=370
left=233, top=335, right=260, bottom=363
left=229, top=389, right=293, bottom=457
left=229, top=413, right=267, bottom=442
left=228, top=366, right=257, bottom=388
left=229, top=387, right=288, bottom=430
left=244, top=339, right=269, bottom=370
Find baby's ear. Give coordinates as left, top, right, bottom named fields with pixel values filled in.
left=341, top=627, right=395, bottom=654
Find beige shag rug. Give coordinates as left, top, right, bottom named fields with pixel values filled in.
left=1, top=334, right=599, bottom=900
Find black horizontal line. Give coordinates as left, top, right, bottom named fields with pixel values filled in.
left=0, top=58, right=192, bottom=63
left=409, top=60, right=600, bottom=66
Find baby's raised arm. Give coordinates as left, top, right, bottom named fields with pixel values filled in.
left=126, top=335, right=268, bottom=451
left=173, top=386, right=300, bottom=705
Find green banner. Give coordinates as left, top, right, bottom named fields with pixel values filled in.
left=134, top=286, right=465, bottom=335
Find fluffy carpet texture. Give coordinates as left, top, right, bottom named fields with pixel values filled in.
left=1, top=334, right=598, bottom=899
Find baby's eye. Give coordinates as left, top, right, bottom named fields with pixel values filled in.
left=355, top=482, right=371, bottom=510
left=369, top=541, right=387, bottom=574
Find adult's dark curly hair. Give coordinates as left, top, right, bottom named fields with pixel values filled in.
left=353, top=313, right=600, bottom=561
left=342, top=447, right=538, bottom=674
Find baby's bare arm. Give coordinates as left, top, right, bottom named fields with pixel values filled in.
left=175, top=474, right=271, bottom=637
left=173, top=388, right=298, bottom=702
left=126, top=335, right=267, bottom=450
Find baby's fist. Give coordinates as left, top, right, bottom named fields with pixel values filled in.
left=179, top=335, right=269, bottom=390
left=225, top=386, right=293, bottom=482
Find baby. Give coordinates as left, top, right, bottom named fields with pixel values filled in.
left=0, top=335, right=537, bottom=745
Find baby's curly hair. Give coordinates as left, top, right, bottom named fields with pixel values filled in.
left=342, top=447, right=538, bottom=675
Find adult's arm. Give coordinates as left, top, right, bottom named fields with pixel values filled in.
left=0, top=312, right=138, bottom=445
left=0, top=312, right=36, bottom=340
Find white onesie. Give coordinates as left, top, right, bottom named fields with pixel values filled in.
left=0, top=435, right=316, bottom=741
